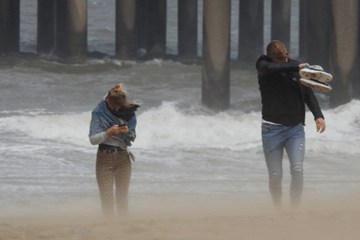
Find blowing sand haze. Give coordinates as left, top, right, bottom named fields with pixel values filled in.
left=1, top=193, right=360, bottom=240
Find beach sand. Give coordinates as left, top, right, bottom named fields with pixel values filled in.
left=1, top=193, right=360, bottom=240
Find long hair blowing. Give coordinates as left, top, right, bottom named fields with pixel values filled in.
left=107, top=83, right=138, bottom=108
left=266, top=40, right=291, bottom=62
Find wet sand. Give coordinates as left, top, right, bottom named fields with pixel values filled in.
left=1, top=193, right=359, bottom=240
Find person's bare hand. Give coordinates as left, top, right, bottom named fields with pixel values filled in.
left=106, top=125, right=128, bottom=136
left=299, top=63, right=310, bottom=70
left=315, top=118, right=326, bottom=133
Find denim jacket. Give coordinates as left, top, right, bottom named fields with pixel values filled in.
left=89, top=96, right=137, bottom=148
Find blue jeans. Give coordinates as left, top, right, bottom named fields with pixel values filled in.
left=262, top=123, right=305, bottom=208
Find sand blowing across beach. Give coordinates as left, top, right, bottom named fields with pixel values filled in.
left=1, top=192, right=360, bottom=240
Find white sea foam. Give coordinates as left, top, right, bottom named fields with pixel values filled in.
left=136, top=101, right=262, bottom=150
left=0, top=111, right=91, bottom=146
left=305, top=100, right=360, bottom=154
left=1, top=100, right=360, bottom=154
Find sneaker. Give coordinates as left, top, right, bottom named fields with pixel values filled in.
left=299, top=65, right=333, bottom=83
left=299, top=78, right=332, bottom=92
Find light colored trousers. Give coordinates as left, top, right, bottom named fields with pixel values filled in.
left=262, top=123, right=305, bottom=208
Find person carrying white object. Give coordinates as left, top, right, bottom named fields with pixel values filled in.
left=256, top=40, right=326, bottom=210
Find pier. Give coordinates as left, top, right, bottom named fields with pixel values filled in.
left=0, top=0, right=359, bottom=109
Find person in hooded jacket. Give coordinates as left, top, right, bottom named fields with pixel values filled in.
left=89, top=83, right=140, bottom=218
left=256, top=40, right=326, bottom=209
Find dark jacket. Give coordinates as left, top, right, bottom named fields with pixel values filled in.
left=256, top=55, right=324, bottom=126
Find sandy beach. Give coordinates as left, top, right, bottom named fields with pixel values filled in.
left=1, top=1, right=359, bottom=239
left=1, top=193, right=360, bottom=240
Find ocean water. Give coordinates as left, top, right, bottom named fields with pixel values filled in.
left=1, top=0, right=359, bottom=212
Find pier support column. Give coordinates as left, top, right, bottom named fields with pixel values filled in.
left=116, top=0, right=137, bottom=60
left=354, top=4, right=360, bottom=100
left=271, top=0, right=290, bottom=49
left=329, top=0, right=360, bottom=107
left=298, top=0, right=307, bottom=61
left=303, top=0, right=332, bottom=70
left=56, top=0, right=87, bottom=63
left=37, top=0, right=56, bottom=54
left=238, top=0, right=264, bottom=63
left=136, top=0, right=148, bottom=55
left=202, top=0, right=231, bottom=110
left=56, top=0, right=67, bottom=58
left=0, top=0, right=20, bottom=53
left=178, top=0, right=197, bottom=59
left=146, top=0, right=166, bottom=56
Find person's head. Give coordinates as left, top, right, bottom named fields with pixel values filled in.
left=105, top=83, right=129, bottom=110
left=266, top=40, right=291, bottom=62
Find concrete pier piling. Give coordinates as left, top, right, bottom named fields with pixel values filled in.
left=37, top=0, right=56, bottom=54
left=56, top=0, right=87, bottom=63
left=298, top=0, right=307, bottom=61
left=355, top=6, right=360, bottom=100
left=329, top=0, right=360, bottom=107
left=238, top=0, right=264, bottom=63
left=178, top=0, right=198, bottom=59
left=271, top=0, right=291, bottom=50
left=136, top=0, right=148, bottom=55
left=55, top=0, right=67, bottom=58
left=202, top=0, right=231, bottom=110
left=0, top=0, right=20, bottom=53
left=116, top=0, right=137, bottom=60
left=146, top=0, right=166, bottom=57
left=303, top=0, right=332, bottom=71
